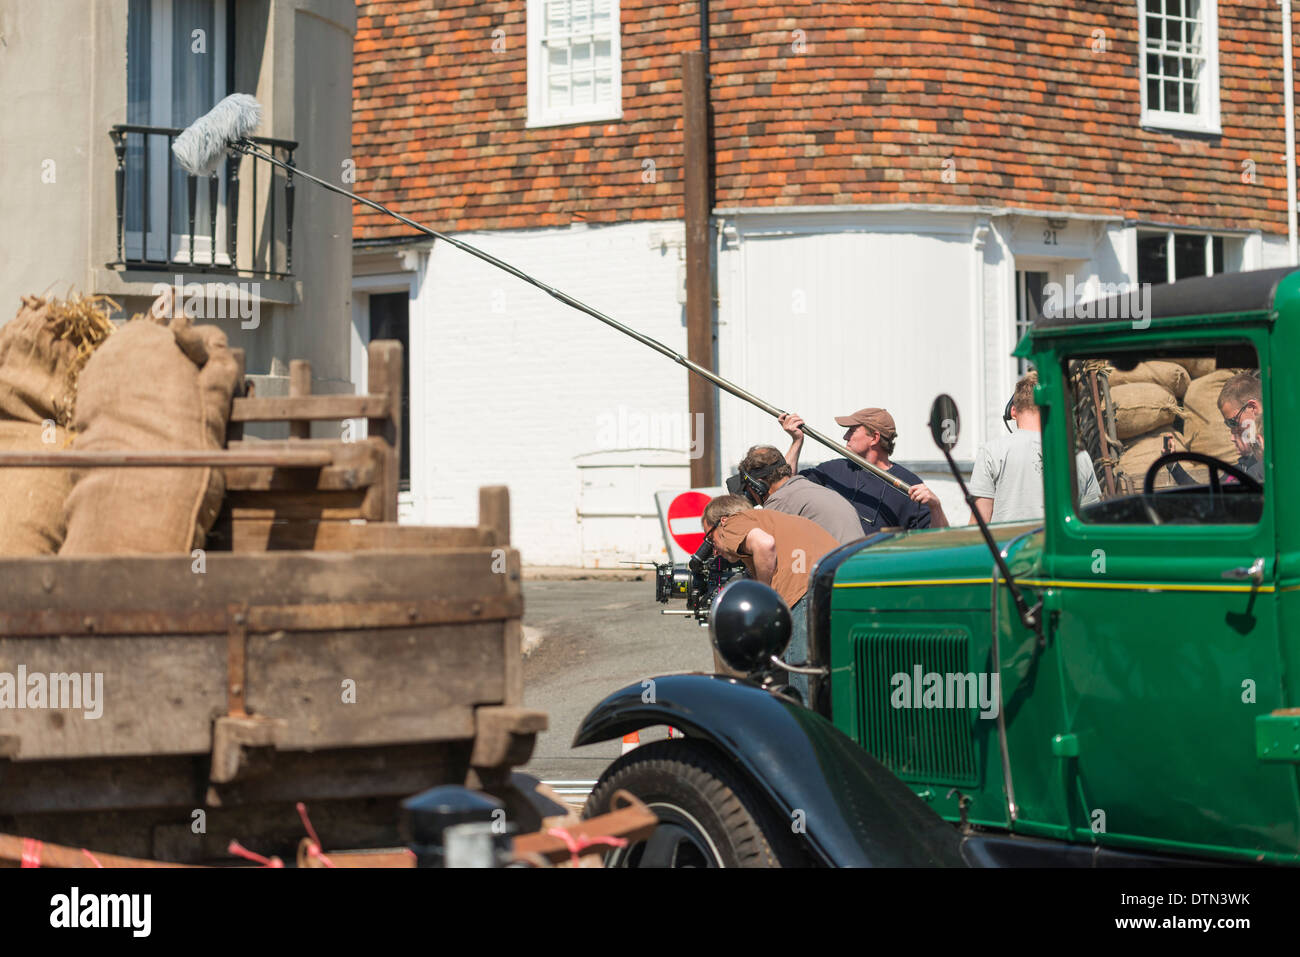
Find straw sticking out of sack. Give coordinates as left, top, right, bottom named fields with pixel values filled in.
left=44, top=294, right=118, bottom=424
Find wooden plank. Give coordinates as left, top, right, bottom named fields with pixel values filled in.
left=0, top=449, right=332, bottom=468
left=479, top=485, right=511, bottom=546
left=225, top=488, right=381, bottom=521
left=222, top=439, right=381, bottom=492
left=289, top=359, right=312, bottom=439
left=229, top=394, right=390, bottom=423
left=501, top=531, right=525, bottom=704
left=311, top=523, right=494, bottom=550
left=0, top=593, right=521, bottom=638
left=0, top=833, right=198, bottom=868
left=246, top=623, right=501, bottom=750
left=512, top=797, right=659, bottom=864
left=469, top=705, right=547, bottom=767
left=0, top=741, right=469, bottom=815
left=302, top=847, right=415, bottom=868
left=0, top=550, right=522, bottom=619
left=222, top=461, right=378, bottom=492
left=0, top=635, right=227, bottom=758
left=229, top=517, right=349, bottom=552
left=367, top=340, right=402, bottom=522
left=228, top=348, right=246, bottom=443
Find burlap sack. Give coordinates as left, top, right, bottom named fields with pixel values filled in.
left=1108, top=361, right=1190, bottom=402
left=1182, top=369, right=1238, bottom=462
left=1120, top=431, right=1177, bottom=490
left=1170, top=357, right=1216, bottom=380
left=0, top=296, right=82, bottom=425
left=60, top=316, right=240, bottom=555
left=0, top=420, right=75, bottom=555
left=1111, top=382, right=1180, bottom=440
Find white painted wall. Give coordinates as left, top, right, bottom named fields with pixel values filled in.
left=392, top=210, right=1273, bottom=563
left=407, top=220, right=692, bottom=566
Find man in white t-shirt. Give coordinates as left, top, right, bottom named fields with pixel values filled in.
left=969, top=371, right=1101, bottom=524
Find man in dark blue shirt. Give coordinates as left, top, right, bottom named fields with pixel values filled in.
left=778, top=407, right=949, bottom=534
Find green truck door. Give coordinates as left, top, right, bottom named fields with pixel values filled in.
left=1050, top=515, right=1299, bottom=861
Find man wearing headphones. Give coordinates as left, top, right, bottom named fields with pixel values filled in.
left=728, top=445, right=866, bottom=544
left=702, top=493, right=841, bottom=699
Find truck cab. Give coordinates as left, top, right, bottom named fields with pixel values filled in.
left=577, top=266, right=1300, bottom=867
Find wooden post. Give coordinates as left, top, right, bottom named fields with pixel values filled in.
left=228, top=348, right=246, bottom=443
left=478, top=486, right=510, bottom=546
left=289, top=360, right=311, bottom=439
left=367, top=340, right=402, bottom=522
left=478, top=486, right=521, bottom=706
left=684, top=50, right=717, bottom=487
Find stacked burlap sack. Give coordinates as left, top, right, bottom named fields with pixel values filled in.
left=0, top=290, right=240, bottom=555
left=1108, top=359, right=1240, bottom=489
left=0, top=295, right=113, bottom=554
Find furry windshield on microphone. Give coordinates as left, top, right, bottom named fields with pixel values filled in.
left=171, top=94, right=263, bottom=176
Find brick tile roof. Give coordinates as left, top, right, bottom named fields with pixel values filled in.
left=353, top=0, right=1293, bottom=239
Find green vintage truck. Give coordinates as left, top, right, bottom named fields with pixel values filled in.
left=575, top=266, right=1299, bottom=867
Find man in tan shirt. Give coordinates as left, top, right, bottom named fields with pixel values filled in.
left=702, top=494, right=840, bottom=697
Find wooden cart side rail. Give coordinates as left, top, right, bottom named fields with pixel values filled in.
left=0, top=594, right=523, bottom=638
left=0, top=833, right=199, bottom=868
left=0, top=450, right=334, bottom=468
left=228, top=394, right=390, bottom=423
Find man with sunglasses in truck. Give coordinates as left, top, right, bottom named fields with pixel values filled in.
left=1162, top=371, right=1265, bottom=486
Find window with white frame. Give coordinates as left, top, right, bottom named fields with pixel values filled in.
left=1136, top=229, right=1244, bottom=286
left=126, top=0, right=232, bottom=263
left=1139, top=0, right=1220, bottom=134
left=527, top=0, right=621, bottom=128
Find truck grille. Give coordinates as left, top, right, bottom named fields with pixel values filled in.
left=852, top=626, right=979, bottom=787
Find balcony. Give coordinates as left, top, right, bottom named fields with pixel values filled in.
left=108, top=124, right=297, bottom=279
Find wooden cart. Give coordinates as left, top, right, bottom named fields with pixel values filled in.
left=0, top=341, right=548, bottom=864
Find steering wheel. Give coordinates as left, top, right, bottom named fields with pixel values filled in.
left=1144, top=451, right=1261, bottom=495
left=1140, top=451, right=1262, bottom=524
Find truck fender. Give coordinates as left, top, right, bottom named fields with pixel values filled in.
left=572, top=673, right=969, bottom=867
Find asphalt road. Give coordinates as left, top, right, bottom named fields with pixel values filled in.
left=518, top=580, right=714, bottom=783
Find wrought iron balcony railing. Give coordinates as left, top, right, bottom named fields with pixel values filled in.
left=109, top=124, right=297, bottom=279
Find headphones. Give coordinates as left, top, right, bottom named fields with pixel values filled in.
left=737, top=463, right=784, bottom=505
left=1003, top=396, right=1015, bottom=433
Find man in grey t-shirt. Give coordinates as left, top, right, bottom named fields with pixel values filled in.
left=969, top=372, right=1100, bottom=524
left=731, top=445, right=866, bottom=544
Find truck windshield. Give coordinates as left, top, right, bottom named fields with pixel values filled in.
left=1065, top=347, right=1264, bottom=525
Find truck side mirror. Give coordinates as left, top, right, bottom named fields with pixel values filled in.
left=929, top=395, right=961, bottom=451
left=709, top=579, right=791, bottom=674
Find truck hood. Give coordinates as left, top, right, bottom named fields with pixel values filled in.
left=834, top=522, right=1044, bottom=586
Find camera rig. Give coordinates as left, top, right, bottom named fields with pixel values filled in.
left=655, top=539, right=748, bottom=624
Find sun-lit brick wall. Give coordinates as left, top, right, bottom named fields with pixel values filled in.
left=354, top=0, right=1294, bottom=238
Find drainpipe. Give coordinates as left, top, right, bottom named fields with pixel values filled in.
left=1284, top=0, right=1298, bottom=264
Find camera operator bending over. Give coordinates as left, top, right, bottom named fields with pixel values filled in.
left=777, top=407, right=949, bottom=533
left=733, top=445, right=866, bottom=544
left=1161, top=371, right=1264, bottom=486
left=702, top=494, right=840, bottom=695
left=969, top=371, right=1101, bottom=524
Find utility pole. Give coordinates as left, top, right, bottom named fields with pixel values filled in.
left=683, top=47, right=716, bottom=486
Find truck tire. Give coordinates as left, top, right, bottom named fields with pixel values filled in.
left=583, top=739, right=800, bottom=868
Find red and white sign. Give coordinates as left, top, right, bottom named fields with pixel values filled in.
left=665, top=491, right=712, bottom=554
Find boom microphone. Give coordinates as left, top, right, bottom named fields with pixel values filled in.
left=172, top=94, right=912, bottom=494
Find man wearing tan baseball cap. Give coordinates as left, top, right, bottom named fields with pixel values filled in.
left=778, top=407, right=950, bottom=533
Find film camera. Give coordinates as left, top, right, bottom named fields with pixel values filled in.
left=655, top=538, right=748, bottom=624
